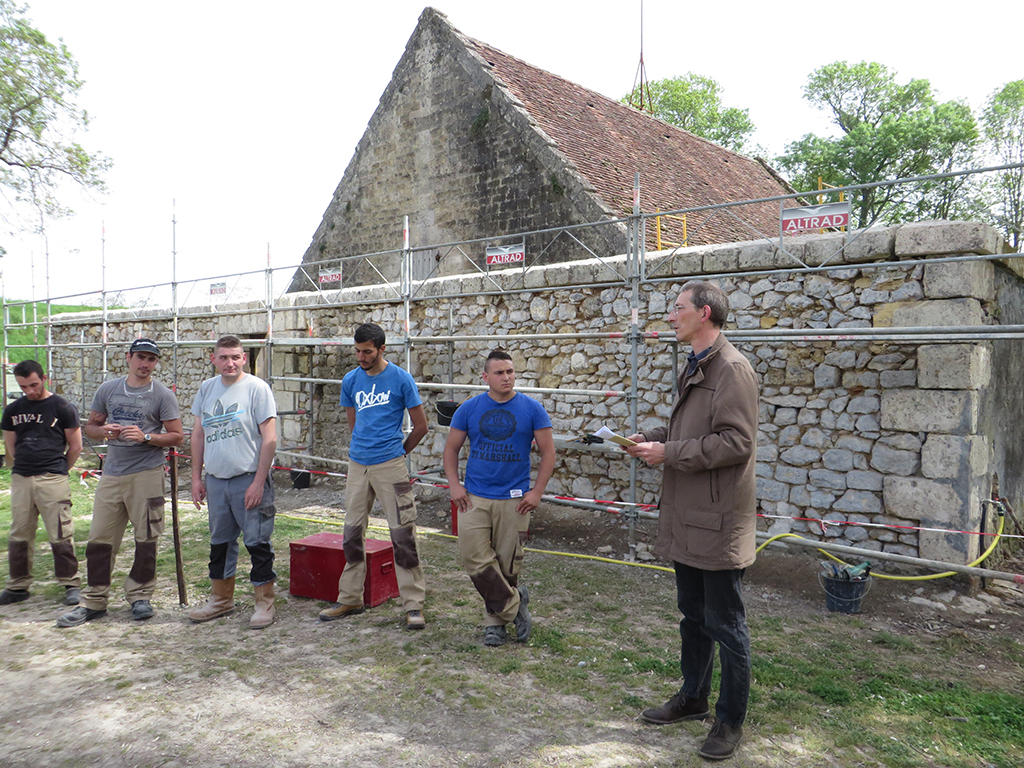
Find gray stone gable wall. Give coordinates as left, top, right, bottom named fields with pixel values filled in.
left=289, top=9, right=626, bottom=293
left=47, top=221, right=1019, bottom=568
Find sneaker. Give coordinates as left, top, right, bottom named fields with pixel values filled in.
left=56, top=606, right=107, bottom=627
left=0, top=589, right=30, bottom=605
left=698, top=719, right=743, bottom=760
left=406, top=610, right=426, bottom=630
left=131, top=600, right=154, bottom=620
left=513, top=585, right=532, bottom=642
left=484, top=625, right=507, bottom=646
left=640, top=692, right=710, bottom=725
left=64, top=587, right=81, bottom=605
left=318, top=603, right=365, bottom=622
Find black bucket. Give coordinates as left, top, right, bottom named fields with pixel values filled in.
left=290, top=469, right=311, bottom=489
left=820, top=573, right=871, bottom=614
left=436, top=400, right=460, bottom=426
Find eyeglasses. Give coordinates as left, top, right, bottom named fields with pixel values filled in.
left=668, top=303, right=698, bottom=315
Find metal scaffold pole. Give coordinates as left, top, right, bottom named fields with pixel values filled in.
left=627, top=171, right=642, bottom=552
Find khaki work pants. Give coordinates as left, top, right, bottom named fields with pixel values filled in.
left=458, top=494, right=528, bottom=626
left=338, top=456, right=426, bottom=611
left=81, top=467, right=165, bottom=611
left=6, top=473, right=79, bottom=590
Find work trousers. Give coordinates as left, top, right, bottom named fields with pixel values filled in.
left=458, top=494, right=528, bottom=625
left=674, top=562, right=751, bottom=727
left=205, top=473, right=276, bottom=585
left=81, top=467, right=165, bottom=611
left=6, top=473, right=79, bottom=590
left=338, top=456, right=425, bottom=611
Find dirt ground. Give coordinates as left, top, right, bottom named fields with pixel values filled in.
left=1, top=477, right=1022, bottom=768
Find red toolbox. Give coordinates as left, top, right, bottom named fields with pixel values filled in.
left=289, top=532, right=399, bottom=607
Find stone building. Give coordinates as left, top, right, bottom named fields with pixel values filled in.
left=290, top=7, right=792, bottom=291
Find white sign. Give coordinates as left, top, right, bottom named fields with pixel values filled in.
left=485, top=243, right=526, bottom=266
left=319, top=268, right=342, bottom=284
left=210, top=282, right=226, bottom=295
left=782, top=202, right=851, bottom=233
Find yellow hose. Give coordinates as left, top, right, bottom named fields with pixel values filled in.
left=756, top=511, right=1006, bottom=581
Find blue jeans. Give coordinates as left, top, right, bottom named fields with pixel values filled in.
left=674, top=562, right=751, bottom=727
left=206, top=473, right=276, bottom=584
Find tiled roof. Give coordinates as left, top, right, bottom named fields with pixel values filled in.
left=465, top=38, right=791, bottom=247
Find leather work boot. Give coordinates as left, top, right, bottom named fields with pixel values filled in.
left=640, top=692, right=710, bottom=724
left=250, top=582, right=276, bottom=629
left=189, top=577, right=236, bottom=623
left=698, top=719, right=743, bottom=760
left=318, top=603, right=365, bottom=621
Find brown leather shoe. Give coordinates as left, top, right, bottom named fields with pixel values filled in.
left=640, top=692, right=710, bottom=724
left=318, top=603, right=365, bottom=621
left=698, top=719, right=743, bottom=760
left=406, top=610, right=426, bottom=630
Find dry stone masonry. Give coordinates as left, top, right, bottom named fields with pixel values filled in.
left=47, top=220, right=1020, bottom=567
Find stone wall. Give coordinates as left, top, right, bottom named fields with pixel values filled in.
left=46, top=220, right=1019, bottom=567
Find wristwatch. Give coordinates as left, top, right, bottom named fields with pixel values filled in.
left=144, top=434, right=152, bottom=442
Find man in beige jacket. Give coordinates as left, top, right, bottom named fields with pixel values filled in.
left=627, top=280, right=758, bottom=761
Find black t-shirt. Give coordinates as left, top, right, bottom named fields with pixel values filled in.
left=1, top=394, right=81, bottom=476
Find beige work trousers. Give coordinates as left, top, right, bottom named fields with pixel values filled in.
left=81, top=467, right=165, bottom=610
left=458, top=494, right=528, bottom=626
left=338, top=456, right=426, bottom=611
left=7, top=473, right=79, bottom=590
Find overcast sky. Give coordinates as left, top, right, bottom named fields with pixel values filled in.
left=2, top=0, right=1019, bottom=304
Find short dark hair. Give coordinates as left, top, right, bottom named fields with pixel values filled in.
left=354, top=323, right=386, bottom=349
left=214, top=334, right=244, bottom=352
left=13, top=360, right=44, bottom=379
left=681, top=280, right=730, bottom=328
left=484, top=348, right=512, bottom=372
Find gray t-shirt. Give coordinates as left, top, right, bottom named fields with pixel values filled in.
left=191, top=374, right=276, bottom=480
left=91, top=377, right=181, bottom=476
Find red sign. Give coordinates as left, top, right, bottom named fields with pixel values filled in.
left=485, top=244, right=525, bottom=266
left=782, top=202, right=850, bottom=233
left=318, top=268, right=342, bottom=284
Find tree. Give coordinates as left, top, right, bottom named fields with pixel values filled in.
left=776, top=61, right=980, bottom=228
left=0, top=0, right=109, bottom=228
left=623, top=73, right=755, bottom=153
left=982, top=80, right=1024, bottom=250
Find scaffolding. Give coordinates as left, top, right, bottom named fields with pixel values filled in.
left=3, top=165, right=1023, bottom=557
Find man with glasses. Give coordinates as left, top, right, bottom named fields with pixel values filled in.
left=626, top=280, right=758, bottom=760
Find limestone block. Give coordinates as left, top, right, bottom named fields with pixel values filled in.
left=895, top=221, right=1001, bottom=257
left=924, top=261, right=994, bottom=301
left=879, top=369, right=916, bottom=388
left=880, top=390, right=977, bottom=434
left=869, top=443, right=919, bottom=476
left=884, top=476, right=963, bottom=523
left=873, top=298, right=985, bottom=329
left=704, top=245, right=740, bottom=273
left=921, top=434, right=989, bottom=480
left=918, top=344, right=990, bottom=390
left=842, top=226, right=894, bottom=263
left=736, top=241, right=784, bottom=271
left=832, top=490, right=882, bottom=514
left=757, top=478, right=789, bottom=502
left=802, top=232, right=848, bottom=267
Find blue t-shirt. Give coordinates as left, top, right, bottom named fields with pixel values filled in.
left=340, top=362, right=422, bottom=466
left=450, top=392, right=552, bottom=500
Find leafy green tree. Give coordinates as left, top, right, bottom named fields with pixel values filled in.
left=623, top=73, right=755, bottom=153
left=776, top=61, right=980, bottom=228
left=982, top=80, right=1024, bottom=250
left=0, top=0, right=108, bottom=228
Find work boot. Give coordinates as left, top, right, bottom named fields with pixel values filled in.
left=0, top=589, right=30, bottom=605
left=250, top=582, right=276, bottom=629
left=64, top=587, right=81, bottom=605
left=189, top=577, right=236, bottom=623
left=484, top=625, right=507, bottom=646
left=131, top=600, right=155, bottom=620
left=318, top=602, right=365, bottom=621
left=56, top=606, right=107, bottom=627
left=640, top=692, right=710, bottom=724
left=698, top=719, right=743, bottom=760
left=513, top=585, right=532, bottom=642
left=406, top=610, right=426, bottom=630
